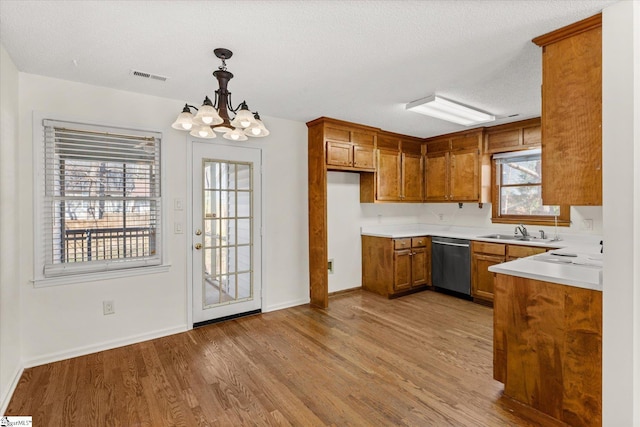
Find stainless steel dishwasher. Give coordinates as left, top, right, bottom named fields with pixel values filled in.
left=431, top=236, right=471, bottom=296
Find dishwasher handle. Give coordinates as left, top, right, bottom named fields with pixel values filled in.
left=432, top=240, right=470, bottom=248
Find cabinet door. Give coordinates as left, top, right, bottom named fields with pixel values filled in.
left=402, top=152, right=424, bottom=201
left=353, top=145, right=375, bottom=170
left=472, top=253, right=505, bottom=302
left=376, top=149, right=402, bottom=201
left=424, top=152, right=448, bottom=201
left=326, top=141, right=352, bottom=167
left=449, top=149, right=479, bottom=201
left=411, top=247, right=428, bottom=287
left=393, top=249, right=412, bottom=291
left=540, top=25, right=602, bottom=205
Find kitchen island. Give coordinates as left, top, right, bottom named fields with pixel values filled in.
left=489, top=252, right=602, bottom=426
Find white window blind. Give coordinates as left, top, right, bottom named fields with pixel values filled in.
left=41, top=119, right=162, bottom=277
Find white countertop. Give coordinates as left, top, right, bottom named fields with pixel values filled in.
left=361, top=223, right=603, bottom=291
left=488, top=253, right=602, bottom=291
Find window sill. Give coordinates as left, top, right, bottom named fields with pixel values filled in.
left=32, top=264, right=172, bottom=288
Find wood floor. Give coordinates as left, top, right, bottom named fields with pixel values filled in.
left=7, top=290, right=565, bottom=426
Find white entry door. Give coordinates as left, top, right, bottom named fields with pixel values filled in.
left=192, top=141, right=262, bottom=325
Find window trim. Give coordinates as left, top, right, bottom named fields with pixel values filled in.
left=490, top=150, right=570, bottom=226
left=32, top=112, right=169, bottom=286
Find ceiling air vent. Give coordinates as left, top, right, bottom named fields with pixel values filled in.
left=129, top=69, right=168, bottom=82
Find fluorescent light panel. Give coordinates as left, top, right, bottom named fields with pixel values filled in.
left=406, top=95, right=495, bottom=126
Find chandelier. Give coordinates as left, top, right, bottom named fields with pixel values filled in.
left=171, top=48, right=269, bottom=140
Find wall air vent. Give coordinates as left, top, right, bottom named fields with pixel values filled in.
left=129, top=69, right=168, bottom=82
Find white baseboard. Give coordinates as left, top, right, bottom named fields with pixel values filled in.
left=263, top=297, right=309, bottom=313
left=1, top=364, right=24, bottom=415
left=23, top=325, right=187, bottom=369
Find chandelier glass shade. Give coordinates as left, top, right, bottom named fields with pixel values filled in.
left=172, top=48, right=269, bottom=139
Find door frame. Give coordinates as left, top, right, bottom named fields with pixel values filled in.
left=186, top=138, right=265, bottom=329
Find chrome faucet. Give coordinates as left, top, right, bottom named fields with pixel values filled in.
left=515, top=224, right=529, bottom=239
left=539, top=229, right=546, bottom=239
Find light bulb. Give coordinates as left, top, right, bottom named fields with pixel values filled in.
left=199, top=129, right=208, bottom=137
left=231, top=133, right=240, bottom=140
left=251, top=127, right=261, bottom=135
left=182, top=122, right=193, bottom=130
left=240, top=119, right=252, bottom=128
left=202, top=116, right=213, bottom=124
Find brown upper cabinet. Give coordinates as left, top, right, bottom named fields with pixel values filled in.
left=324, top=121, right=377, bottom=172
left=484, top=118, right=541, bottom=154
left=364, top=131, right=424, bottom=202
left=424, top=130, right=485, bottom=202
left=533, top=14, right=602, bottom=206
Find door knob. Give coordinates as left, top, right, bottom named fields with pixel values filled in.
left=195, top=229, right=202, bottom=236
left=194, top=243, right=202, bottom=250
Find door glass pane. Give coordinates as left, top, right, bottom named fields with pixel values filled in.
left=238, top=273, right=251, bottom=299
left=237, top=245, right=251, bottom=272
left=202, top=159, right=253, bottom=309
left=237, top=191, right=250, bottom=217
left=237, top=164, right=250, bottom=190
left=237, top=219, right=251, bottom=245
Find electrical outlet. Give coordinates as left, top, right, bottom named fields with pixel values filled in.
left=103, top=300, right=115, bottom=315
left=174, top=198, right=184, bottom=211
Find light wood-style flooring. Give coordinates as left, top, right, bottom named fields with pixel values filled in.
left=7, top=290, right=564, bottom=426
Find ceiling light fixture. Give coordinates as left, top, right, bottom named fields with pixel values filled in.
left=171, top=48, right=269, bottom=140
left=405, top=95, right=495, bottom=126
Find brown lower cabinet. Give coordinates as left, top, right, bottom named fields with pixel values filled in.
left=362, top=235, right=431, bottom=298
left=494, top=274, right=602, bottom=426
left=472, top=241, right=552, bottom=304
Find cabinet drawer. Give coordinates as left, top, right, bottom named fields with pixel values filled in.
left=472, top=241, right=506, bottom=256
left=394, top=238, right=411, bottom=250
left=507, top=244, right=546, bottom=259
left=411, top=237, right=427, bottom=248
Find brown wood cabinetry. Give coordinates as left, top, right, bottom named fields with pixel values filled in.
left=471, top=241, right=506, bottom=304
left=424, top=130, right=483, bottom=202
left=533, top=14, right=602, bottom=206
left=325, top=125, right=376, bottom=171
left=471, top=242, right=555, bottom=304
left=362, top=235, right=431, bottom=298
left=307, top=117, right=381, bottom=308
left=494, top=274, right=602, bottom=426
left=375, top=148, right=401, bottom=201
left=506, top=244, right=547, bottom=260
left=368, top=132, right=424, bottom=202
left=484, top=118, right=541, bottom=154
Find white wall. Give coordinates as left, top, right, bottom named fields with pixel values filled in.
left=16, top=73, right=309, bottom=367
left=602, top=1, right=640, bottom=425
left=0, top=45, right=23, bottom=412
left=326, top=172, right=603, bottom=293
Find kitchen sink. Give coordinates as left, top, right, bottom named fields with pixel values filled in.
left=477, top=234, right=523, bottom=241
left=477, top=234, right=554, bottom=243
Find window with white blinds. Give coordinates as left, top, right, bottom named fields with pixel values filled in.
left=40, top=119, right=162, bottom=277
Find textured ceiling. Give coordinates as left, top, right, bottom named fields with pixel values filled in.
left=0, top=0, right=616, bottom=138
